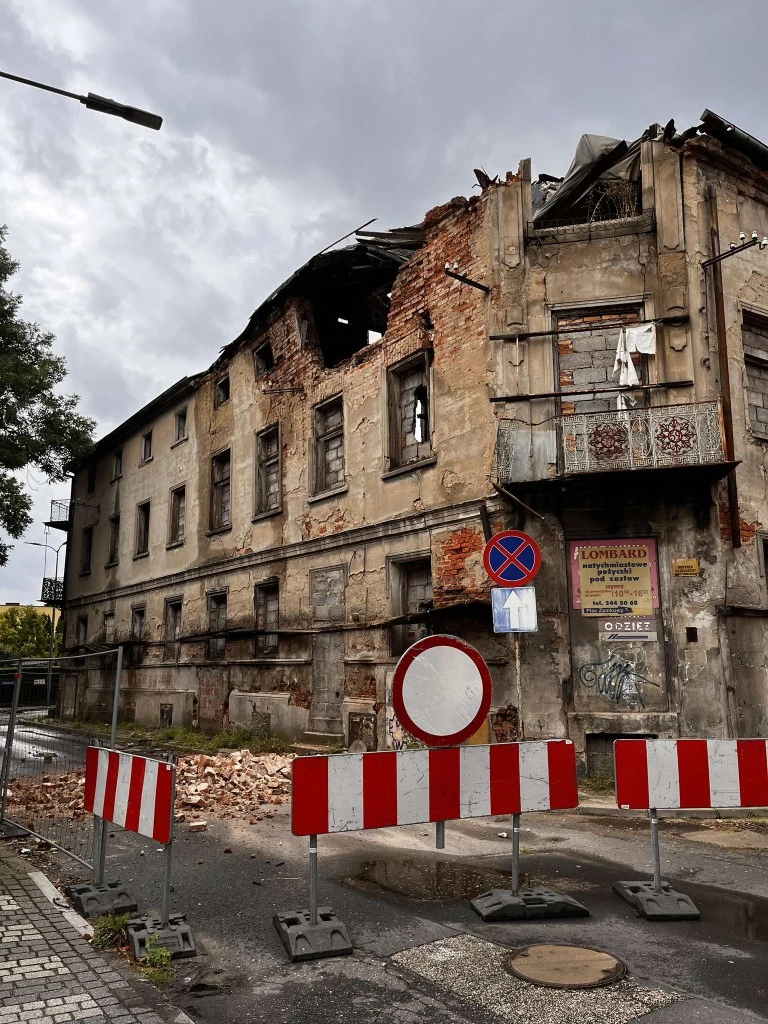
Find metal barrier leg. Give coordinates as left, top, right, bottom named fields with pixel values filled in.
left=0, top=661, right=22, bottom=824
left=511, top=812, right=521, bottom=895
left=435, top=821, right=445, bottom=850
left=160, top=841, right=173, bottom=929
left=309, top=834, right=318, bottom=927
left=650, top=807, right=662, bottom=893
left=92, top=815, right=103, bottom=885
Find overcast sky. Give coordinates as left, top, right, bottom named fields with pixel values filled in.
left=2, top=0, right=767, bottom=603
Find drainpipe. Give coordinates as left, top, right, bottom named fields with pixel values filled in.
left=706, top=182, right=741, bottom=548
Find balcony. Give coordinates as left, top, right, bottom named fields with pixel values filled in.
left=41, top=577, right=64, bottom=606
left=44, top=499, right=71, bottom=532
left=494, top=401, right=730, bottom=487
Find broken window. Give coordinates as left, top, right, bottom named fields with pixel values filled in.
left=256, top=426, right=281, bottom=514
left=113, top=449, right=123, bottom=480
left=388, top=353, right=432, bottom=468
left=207, top=592, right=227, bottom=660
left=390, top=558, right=433, bottom=656
left=135, top=501, right=150, bottom=556
left=174, top=408, right=188, bottom=442
left=107, top=515, right=120, bottom=565
left=130, top=605, right=145, bottom=665
left=86, top=465, right=96, bottom=493
left=742, top=312, right=768, bottom=439
left=163, top=598, right=183, bottom=662
left=141, top=430, right=152, bottom=462
left=314, top=397, right=345, bottom=493
left=253, top=340, right=275, bottom=377
left=210, top=450, right=231, bottom=531
left=169, top=485, right=186, bottom=545
left=215, top=375, right=230, bottom=407
left=80, top=526, right=93, bottom=574
left=255, top=582, right=279, bottom=656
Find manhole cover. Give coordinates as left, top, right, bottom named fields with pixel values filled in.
left=506, top=944, right=626, bottom=989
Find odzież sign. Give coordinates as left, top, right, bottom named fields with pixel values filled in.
left=574, top=540, right=655, bottom=617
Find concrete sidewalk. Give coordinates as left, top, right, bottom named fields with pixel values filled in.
left=0, top=844, right=190, bottom=1024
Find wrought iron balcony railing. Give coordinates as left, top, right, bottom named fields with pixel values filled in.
left=41, top=577, right=64, bottom=606
left=494, top=400, right=725, bottom=481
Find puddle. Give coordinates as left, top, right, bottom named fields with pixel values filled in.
left=691, top=885, right=768, bottom=942
left=352, top=858, right=512, bottom=901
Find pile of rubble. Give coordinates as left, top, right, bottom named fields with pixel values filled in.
left=176, top=749, right=294, bottom=823
left=5, top=772, right=88, bottom=819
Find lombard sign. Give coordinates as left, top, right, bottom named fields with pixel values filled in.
left=570, top=539, right=659, bottom=618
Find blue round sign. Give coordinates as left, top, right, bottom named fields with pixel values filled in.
left=483, top=531, right=541, bottom=587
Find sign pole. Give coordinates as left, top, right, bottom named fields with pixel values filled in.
left=160, top=755, right=176, bottom=929
left=92, top=815, right=103, bottom=884
left=309, top=834, right=318, bottom=927
left=650, top=807, right=662, bottom=894
left=435, top=820, right=445, bottom=850
left=511, top=813, right=521, bottom=895
left=514, top=637, right=524, bottom=739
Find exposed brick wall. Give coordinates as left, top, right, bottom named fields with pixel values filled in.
left=433, top=525, right=490, bottom=607
left=718, top=494, right=760, bottom=544
left=557, top=308, right=641, bottom=415
left=742, top=317, right=768, bottom=437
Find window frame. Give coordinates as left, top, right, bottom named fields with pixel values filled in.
left=112, top=449, right=123, bottom=481
left=210, top=448, right=232, bottom=533
left=163, top=597, right=183, bottom=662
left=253, top=340, right=275, bottom=377
left=742, top=310, right=768, bottom=441
left=386, top=351, right=434, bottom=471
left=140, top=430, right=153, bottom=464
left=168, top=484, right=187, bottom=547
left=135, top=500, right=151, bottom=557
left=80, top=526, right=93, bottom=575
left=254, top=580, right=279, bottom=657
left=206, top=591, right=228, bottom=660
left=103, top=612, right=116, bottom=645
left=130, top=604, right=146, bottom=666
left=313, top=395, right=345, bottom=496
left=215, top=375, right=230, bottom=407
left=173, top=407, right=188, bottom=444
left=387, top=553, right=433, bottom=657
left=107, top=514, right=120, bottom=566
left=255, top=425, right=281, bottom=517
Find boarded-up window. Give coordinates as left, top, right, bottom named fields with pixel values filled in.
left=81, top=526, right=93, bottom=573
left=207, top=592, right=227, bottom=660
left=135, top=501, right=150, bottom=555
left=255, top=582, right=279, bottom=655
left=256, top=426, right=281, bottom=513
left=314, top=397, right=345, bottom=493
left=108, top=515, right=120, bottom=565
left=211, top=450, right=231, bottom=531
left=743, top=312, right=768, bottom=438
left=388, top=353, right=432, bottom=467
left=163, top=599, right=182, bottom=662
left=169, top=486, right=186, bottom=544
left=390, top=558, right=433, bottom=655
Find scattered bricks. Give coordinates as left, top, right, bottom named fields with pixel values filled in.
left=188, top=821, right=208, bottom=833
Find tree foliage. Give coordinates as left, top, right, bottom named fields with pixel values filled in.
left=0, top=226, right=94, bottom=565
left=0, top=606, right=57, bottom=658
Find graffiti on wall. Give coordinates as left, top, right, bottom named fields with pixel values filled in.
left=578, top=647, right=660, bottom=708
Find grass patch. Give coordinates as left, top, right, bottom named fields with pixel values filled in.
left=91, top=912, right=130, bottom=951
left=42, top=719, right=293, bottom=755
left=138, top=934, right=173, bottom=986
left=579, top=770, right=616, bottom=795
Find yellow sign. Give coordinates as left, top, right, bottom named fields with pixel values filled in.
left=578, top=542, right=653, bottom=617
left=672, top=558, right=700, bottom=577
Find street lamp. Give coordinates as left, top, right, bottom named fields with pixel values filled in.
left=25, top=538, right=67, bottom=707
left=0, top=69, right=162, bottom=130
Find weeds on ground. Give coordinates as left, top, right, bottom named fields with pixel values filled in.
left=579, top=769, right=615, bottom=795
left=139, top=934, right=173, bottom=986
left=90, top=912, right=130, bottom=951
left=41, top=719, right=293, bottom=755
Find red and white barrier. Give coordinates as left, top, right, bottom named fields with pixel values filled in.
left=615, top=738, right=768, bottom=810
left=84, top=747, right=174, bottom=844
left=292, top=740, right=577, bottom=836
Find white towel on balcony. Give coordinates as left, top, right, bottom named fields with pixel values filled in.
left=625, top=322, right=656, bottom=354
left=613, top=329, right=640, bottom=409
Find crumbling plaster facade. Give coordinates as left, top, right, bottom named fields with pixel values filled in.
left=61, top=123, right=768, bottom=770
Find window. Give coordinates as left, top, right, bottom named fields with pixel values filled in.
left=388, top=354, right=432, bottom=468
left=104, top=613, right=115, bottom=644
left=163, top=599, right=183, bottom=661
left=76, top=615, right=88, bottom=649
left=107, top=515, right=120, bottom=565
left=253, top=341, right=275, bottom=377
left=113, top=449, right=123, bottom=480
left=256, top=426, right=281, bottom=514
left=742, top=312, right=768, bottom=438
left=210, top=450, right=231, bottom=531
left=174, top=408, right=188, bottom=442
left=86, top=465, right=96, bottom=493
left=169, top=485, right=186, bottom=545
left=135, top=501, right=150, bottom=556
left=80, top=526, right=93, bottom=574
left=255, top=582, right=279, bottom=656
left=207, top=593, right=227, bottom=660
left=390, top=558, right=433, bottom=656
left=141, top=430, right=152, bottom=462
left=314, top=397, right=345, bottom=493
left=130, top=606, right=145, bottom=665
left=215, top=375, right=230, bottom=406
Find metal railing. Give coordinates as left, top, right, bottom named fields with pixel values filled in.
left=493, top=400, right=725, bottom=481
left=48, top=499, right=71, bottom=524
left=40, top=577, right=64, bottom=605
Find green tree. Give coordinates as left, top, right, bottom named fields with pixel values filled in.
left=0, top=606, right=57, bottom=658
left=0, top=226, right=94, bottom=565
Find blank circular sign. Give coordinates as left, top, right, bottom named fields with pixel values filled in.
left=392, top=635, right=493, bottom=746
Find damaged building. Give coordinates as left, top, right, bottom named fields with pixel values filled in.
left=56, top=109, right=768, bottom=775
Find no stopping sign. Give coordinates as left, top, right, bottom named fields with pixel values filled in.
left=392, top=635, right=493, bottom=746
